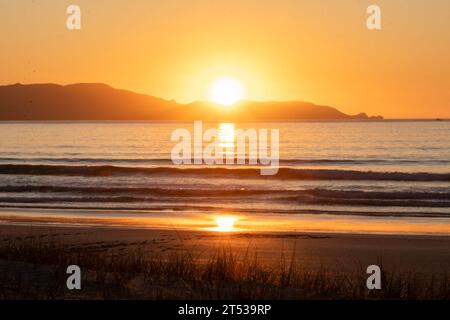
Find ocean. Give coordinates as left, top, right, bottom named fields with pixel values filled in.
left=0, top=121, right=449, bottom=235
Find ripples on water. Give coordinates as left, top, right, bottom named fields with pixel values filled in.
left=0, top=121, right=449, bottom=234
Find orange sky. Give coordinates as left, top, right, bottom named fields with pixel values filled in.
left=0, top=0, right=449, bottom=118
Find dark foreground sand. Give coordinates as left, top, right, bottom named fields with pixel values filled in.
left=1, top=224, right=449, bottom=273
left=0, top=223, right=449, bottom=299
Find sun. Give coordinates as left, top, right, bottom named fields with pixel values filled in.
left=214, top=216, right=238, bottom=232
left=210, top=77, right=245, bottom=106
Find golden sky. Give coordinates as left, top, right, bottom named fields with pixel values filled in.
left=0, top=0, right=449, bottom=118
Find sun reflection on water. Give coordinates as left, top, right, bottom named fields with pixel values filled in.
left=219, top=123, right=235, bottom=148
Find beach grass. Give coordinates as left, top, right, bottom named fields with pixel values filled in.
left=0, top=237, right=448, bottom=300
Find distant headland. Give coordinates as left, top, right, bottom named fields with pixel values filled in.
left=0, top=83, right=383, bottom=121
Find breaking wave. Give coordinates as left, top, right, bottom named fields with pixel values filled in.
left=1, top=164, right=449, bottom=181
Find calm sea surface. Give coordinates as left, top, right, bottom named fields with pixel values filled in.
left=0, top=121, right=449, bottom=235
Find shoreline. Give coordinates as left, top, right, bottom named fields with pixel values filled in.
left=2, top=219, right=450, bottom=238
left=1, top=119, right=449, bottom=123
left=1, top=207, right=450, bottom=236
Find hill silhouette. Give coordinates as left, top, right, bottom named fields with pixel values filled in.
left=0, top=83, right=383, bottom=121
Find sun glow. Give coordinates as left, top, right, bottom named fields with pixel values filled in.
left=210, top=77, right=245, bottom=106
left=214, top=216, right=238, bottom=232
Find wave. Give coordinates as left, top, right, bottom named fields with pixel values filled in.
left=1, top=189, right=449, bottom=207
left=0, top=164, right=449, bottom=181
left=279, top=196, right=450, bottom=208
left=1, top=157, right=449, bottom=165
left=1, top=197, right=449, bottom=208
left=1, top=203, right=450, bottom=218
left=0, top=185, right=273, bottom=197
left=1, top=185, right=450, bottom=200
left=0, top=157, right=171, bottom=164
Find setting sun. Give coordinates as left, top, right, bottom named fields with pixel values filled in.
left=210, top=77, right=245, bottom=106
left=214, top=216, right=238, bottom=232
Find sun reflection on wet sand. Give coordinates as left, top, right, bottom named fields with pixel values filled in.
left=211, top=215, right=239, bottom=232
left=2, top=209, right=450, bottom=236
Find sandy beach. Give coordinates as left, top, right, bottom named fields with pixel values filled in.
left=1, top=223, right=449, bottom=274
left=0, top=222, right=449, bottom=299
